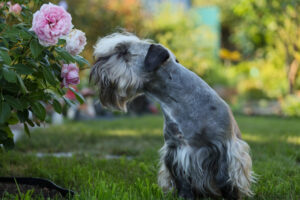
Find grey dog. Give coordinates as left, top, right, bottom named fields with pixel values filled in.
left=90, top=32, right=255, bottom=199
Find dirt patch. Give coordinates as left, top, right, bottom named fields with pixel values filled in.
left=0, top=182, right=64, bottom=198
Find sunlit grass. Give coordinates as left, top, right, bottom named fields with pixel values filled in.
left=0, top=115, right=299, bottom=199
left=286, top=136, right=300, bottom=145
left=242, top=134, right=268, bottom=143
left=105, top=128, right=162, bottom=136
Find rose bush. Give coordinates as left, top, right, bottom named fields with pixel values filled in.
left=0, top=0, right=89, bottom=149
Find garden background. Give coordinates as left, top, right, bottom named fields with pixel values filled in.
left=0, top=0, right=300, bottom=199
left=65, top=0, right=300, bottom=117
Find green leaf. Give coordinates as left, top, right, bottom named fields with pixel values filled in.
left=57, top=39, right=66, bottom=45
left=19, top=30, right=32, bottom=40
left=57, top=88, right=65, bottom=96
left=4, top=95, right=23, bottom=110
left=4, top=27, right=20, bottom=42
left=26, top=119, right=34, bottom=127
left=2, top=67, right=17, bottom=83
left=52, top=99, right=62, bottom=114
left=30, top=39, right=43, bottom=58
left=19, top=98, right=29, bottom=110
left=74, top=55, right=90, bottom=67
left=16, top=74, right=28, bottom=93
left=0, top=125, right=13, bottom=139
left=0, top=102, right=11, bottom=124
left=1, top=37, right=9, bottom=48
left=55, top=47, right=75, bottom=63
left=41, top=56, right=51, bottom=67
left=0, top=47, right=8, bottom=51
left=7, top=114, right=19, bottom=125
left=3, top=137, right=14, bottom=150
left=13, top=64, right=35, bottom=75
left=63, top=96, right=73, bottom=107
left=24, top=123, right=30, bottom=137
left=0, top=129, right=7, bottom=142
left=0, top=50, right=12, bottom=65
left=42, top=66, right=58, bottom=87
left=3, top=82, right=20, bottom=93
left=31, top=102, right=46, bottom=121
left=28, top=92, right=45, bottom=101
left=69, top=87, right=85, bottom=104
left=17, top=110, right=29, bottom=123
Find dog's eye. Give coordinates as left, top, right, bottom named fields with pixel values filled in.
left=175, top=58, right=179, bottom=63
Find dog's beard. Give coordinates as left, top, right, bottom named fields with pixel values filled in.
left=90, top=32, right=153, bottom=111
left=90, top=54, right=143, bottom=111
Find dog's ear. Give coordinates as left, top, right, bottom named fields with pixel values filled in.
left=144, top=44, right=170, bottom=72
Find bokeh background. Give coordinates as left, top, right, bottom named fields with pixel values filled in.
left=53, top=0, right=300, bottom=117
left=1, top=1, right=300, bottom=199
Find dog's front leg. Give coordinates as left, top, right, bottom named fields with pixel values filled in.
left=164, top=147, right=195, bottom=200
left=163, top=122, right=195, bottom=200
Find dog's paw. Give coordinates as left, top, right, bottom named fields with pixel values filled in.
left=178, top=191, right=195, bottom=200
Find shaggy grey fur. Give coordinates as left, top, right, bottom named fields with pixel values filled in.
left=90, top=32, right=255, bottom=200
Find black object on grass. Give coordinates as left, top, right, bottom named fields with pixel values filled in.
left=0, top=177, right=75, bottom=198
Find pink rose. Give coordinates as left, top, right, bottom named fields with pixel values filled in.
left=61, top=63, right=80, bottom=87
left=65, top=29, right=87, bottom=55
left=0, top=2, right=5, bottom=9
left=9, top=3, right=22, bottom=14
left=31, top=3, right=73, bottom=46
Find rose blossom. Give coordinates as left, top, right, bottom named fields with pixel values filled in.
left=65, top=29, right=87, bottom=55
left=31, top=3, right=73, bottom=46
left=0, top=2, right=5, bottom=9
left=61, top=63, right=80, bottom=87
left=9, top=3, right=22, bottom=14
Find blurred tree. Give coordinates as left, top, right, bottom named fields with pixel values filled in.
left=145, top=3, right=223, bottom=85
left=232, top=0, right=300, bottom=94
left=191, top=0, right=239, bottom=50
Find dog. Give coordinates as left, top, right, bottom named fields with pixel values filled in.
left=90, top=32, right=255, bottom=199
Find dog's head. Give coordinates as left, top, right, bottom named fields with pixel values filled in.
left=90, top=32, right=170, bottom=111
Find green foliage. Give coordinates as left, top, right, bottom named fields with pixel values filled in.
left=231, top=0, right=300, bottom=92
left=192, top=0, right=300, bottom=99
left=281, top=95, right=300, bottom=117
left=0, top=0, right=89, bottom=149
left=227, top=56, right=288, bottom=99
left=231, top=0, right=299, bottom=54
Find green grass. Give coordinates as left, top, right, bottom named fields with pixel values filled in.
left=0, top=115, right=300, bottom=199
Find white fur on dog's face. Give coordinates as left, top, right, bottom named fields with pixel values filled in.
left=90, top=33, right=153, bottom=111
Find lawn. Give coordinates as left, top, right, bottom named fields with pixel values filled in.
left=0, top=115, right=299, bottom=199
